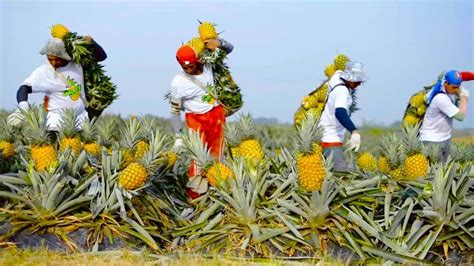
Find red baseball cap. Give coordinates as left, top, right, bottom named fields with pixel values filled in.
left=176, top=45, right=197, bottom=65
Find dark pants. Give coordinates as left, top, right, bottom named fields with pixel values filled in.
left=323, top=146, right=353, bottom=172
left=422, top=139, right=451, bottom=162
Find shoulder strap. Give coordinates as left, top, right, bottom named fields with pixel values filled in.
left=179, top=72, right=208, bottom=91
left=49, top=64, right=89, bottom=107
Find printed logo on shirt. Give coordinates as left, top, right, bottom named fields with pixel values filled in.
left=201, top=94, right=216, bottom=105
left=63, top=77, right=81, bottom=101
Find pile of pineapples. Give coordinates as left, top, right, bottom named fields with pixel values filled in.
left=0, top=108, right=472, bottom=262
left=294, top=54, right=354, bottom=127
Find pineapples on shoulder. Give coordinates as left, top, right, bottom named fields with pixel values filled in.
left=81, top=118, right=100, bottom=157
left=51, top=23, right=70, bottom=39
left=183, top=129, right=234, bottom=187
left=236, top=114, right=264, bottom=163
left=334, top=54, right=350, bottom=71
left=0, top=117, right=16, bottom=159
left=58, top=109, right=82, bottom=155
left=187, top=37, right=205, bottom=57
left=198, top=21, right=218, bottom=41
left=295, top=115, right=326, bottom=191
left=402, top=125, right=428, bottom=180
left=324, top=64, right=336, bottom=79
left=23, top=106, right=58, bottom=171
left=118, top=129, right=169, bottom=190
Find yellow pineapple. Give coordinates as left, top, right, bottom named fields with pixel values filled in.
left=0, top=118, right=16, bottom=159
left=301, top=95, right=318, bottom=110
left=164, top=151, right=178, bottom=168
left=237, top=114, right=264, bottom=163
left=409, top=93, right=426, bottom=108
left=416, top=105, right=426, bottom=116
left=379, top=133, right=406, bottom=180
left=58, top=109, right=82, bottom=154
left=134, top=140, right=149, bottom=161
left=402, top=125, right=428, bottom=180
left=357, top=152, right=377, bottom=173
left=377, top=156, right=391, bottom=174
left=295, top=115, right=326, bottom=191
left=316, top=83, right=328, bottom=103
left=183, top=129, right=234, bottom=187
left=312, top=142, right=323, bottom=154
left=118, top=130, right=169, bottom=190
left=187, top=37, right=205, bottom=56
left=23, top=106, right=57, bottom=171
left=402, top=114, right=420, bottom=128
left=51, top=24, right=70, bottom=39
left=81, top=118, right=100, bottom=157
left=294, top=107, right=305, bottom=127
left=390, top=166, right=405, bottom=180
left=334, top=54, right=350, bottom=71
left=198, top=21, right=218, bottom=41
left=324, top=64, right=336, bottom=79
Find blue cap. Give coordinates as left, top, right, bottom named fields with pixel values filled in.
left=444, top=70, right=462, bottom=86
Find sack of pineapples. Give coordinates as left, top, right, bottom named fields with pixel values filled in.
left=50, top=24, right=118, bottom=119
left=402, top=72, right=459, bottom=128
left=186, top=21, right=243, bottom=117
left=294, top=54, right=352, bottom=127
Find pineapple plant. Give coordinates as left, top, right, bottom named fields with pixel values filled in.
left=295, top=115, right=326, bottom=191
left=334, top=54, right=350, bottom=71
left=402, top=125, right=428, bottom=180
left=118, top=129, right=169, bottom=190
left=324, top=64, right=336, bottom=79
left=183, top=129, right=234, bottom=186
left=22, top=106, right=58, bottom=171
left=97, top=117, right=118, bottom=154
left=81, top=118, right=100, bottom=157
left=0, top=118, right=16, bottom=159
left=51, top=23, right=70, bottom=39
left=118, top=117, right=143, bottom=167
left=236, top=114, right=264, bottom=163
left=58, top=109, right=82, bottom=155
left=187, top=37, right=205, bottom=56
left=357, top=152, right=377, bottom=173
left=198, top=21, right=218, bottom=41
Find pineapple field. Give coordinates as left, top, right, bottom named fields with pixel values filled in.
left=0, top=107, right=473, bottom=264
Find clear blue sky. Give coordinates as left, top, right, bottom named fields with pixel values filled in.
left=1, top=0, right=473, bottom=127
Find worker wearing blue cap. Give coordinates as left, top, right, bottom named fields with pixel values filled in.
left=420, top=70, right=473, bottom=162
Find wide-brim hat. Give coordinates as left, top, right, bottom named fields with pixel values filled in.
left=39, top=38, right=71, bottom=61
left=341, top=61, right=367, bottom=82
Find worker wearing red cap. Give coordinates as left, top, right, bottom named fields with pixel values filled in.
left=420, top=70, right=473, bottom=161
left=170, top=38, right=233, bottom=199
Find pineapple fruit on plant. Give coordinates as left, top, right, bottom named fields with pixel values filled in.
left=182, top=129, right=234, bottom=187
left=236, top=114, right=265, bottom=164
left=224, top=122, right=241, bottom=159
left=118, top=116, right=144, bottom=168
left=22, top=106, right=58, bottom=172
left=58, top=109, right=83, bottom=155
left=356, top=151, right=377, bottom=173
left=378, top=133, right=406, bottom=180
left=0, top=118, right=16, bottom=159
left=401, top=125, right=428, bottom=180
left=294, top=115, right=326, bottom=192
left=118, top=129, right=169, bottom=191
left=81, top=118, right=100, bottom=158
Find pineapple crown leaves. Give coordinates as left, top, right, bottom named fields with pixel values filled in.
left=401, top=123, right=423, bottom=155
left=139, top=129, right=170, bottom=173
left=58, top=108, right=81, bottom=139
left=80, top=117, right=97, bottom=143
left=237, top=113, right=257, bottom=140
left=96, top=117, right=118, bottom=147
left=0, top=117, right=16, bottom=142
left=182, top=129, right=213, bottom=169
left=140, top=115, right=160, bottom=141
left=224, top=122, right=242, bottom=147
left=21, top=105, right=51, bottom=145
left=294, top=115, right=322, bottom=154
left=119, top=116, right=144, bottom=149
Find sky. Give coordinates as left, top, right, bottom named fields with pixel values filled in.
left=1, top=0, right=473, bottom=127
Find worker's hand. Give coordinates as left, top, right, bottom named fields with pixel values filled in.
left=459, top=88, right=470, bottom=99
left=204, top=39, right=220, bottom=51
left=347, top=131, right=361, bottom=152
left=8, top=101, right=29, bottom=127
left=173, top=137, right=185, bottom=152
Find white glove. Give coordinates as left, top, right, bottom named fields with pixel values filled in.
left=347, top=131, right=361, bottom=152
left=459, top=88, right=470, bottom=98
left=8, top=101, right=29, bottom=127
left=173, top=137, right=185, bottom=152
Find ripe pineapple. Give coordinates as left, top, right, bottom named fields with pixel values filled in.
left=402, top=114, right=420, bottom=128
left=23, top=106, right=57, bottom=171
left=377, top=156, right=391, bottom=174
left=58, top=109, right=82, bottom=155
left=0, top=118, right=16, bottom=159
left=198, top=21, right=218, bottom=41
left=118, top=130, right=168, bottom=190
left=164, top=151, right=178, bottom=168
left=237, top=114, right=264, bottom=163
left=402, top=125, right=428, bottom=180
left=133, top=116, right=159, bottom=161
left=316, top=83, right=328, bottom=103
left=324, top=64, right=336, bottom=79
left=357, top=152, right=377, bottom=173
left=301, top=95, right=318, bottom=110
left=183, top=129, right=234, bottom=187
left=187, top=37, right=205, bottom=57
left=81, top=118, right=100, bottom=157
left=379, top=133, right=406, bottom=180
left=224, top=122, right=241, bottom=159
left=295, top=115, right=326, bottom=191
left=334, top=54, right=350, bottom=71
left=51, top=24, right=70, bottom=39
left=409, top=93, right=426, bottom=108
